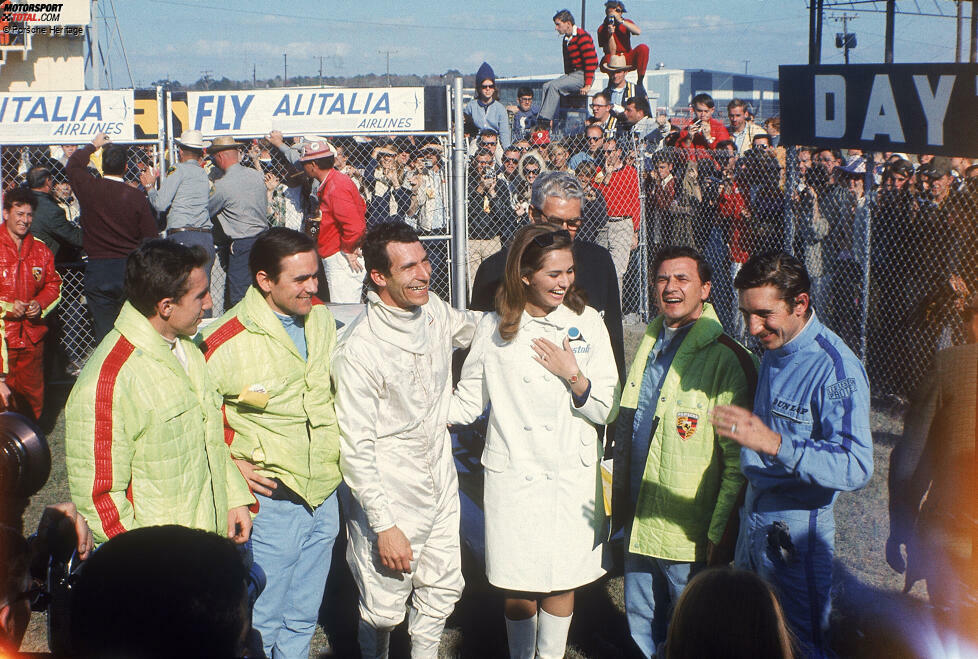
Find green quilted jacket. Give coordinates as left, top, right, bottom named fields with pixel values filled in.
left=66, top=302, right=254, bottom=544
left=612, top=304, right=757, bottom=562
left=200, top=286, right=342, bottom=508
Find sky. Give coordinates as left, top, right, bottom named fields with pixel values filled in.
left=101, top=0, right=963, bottom=88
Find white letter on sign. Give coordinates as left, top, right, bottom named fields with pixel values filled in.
left=861, top=75, right=905, bottom=142
left=913, top=75, right=954, bottom=146
left=815, top=75, right=846, bottom=138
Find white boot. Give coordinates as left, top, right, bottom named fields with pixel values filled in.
left=357, top=619, right=392, bottom=659
left=536, top=609, right=573, bottom=659
left=505, top=613, right=538, bottom=659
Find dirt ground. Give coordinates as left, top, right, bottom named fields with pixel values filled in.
left=14, top=325, right=941, bottom=657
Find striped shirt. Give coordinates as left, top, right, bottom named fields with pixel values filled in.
left=562, top=27, right=599, bottom=88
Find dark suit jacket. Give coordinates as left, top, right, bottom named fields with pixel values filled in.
left=30, top=190, right=82, bottom=261
left=66, top=144, right=159, bottom=259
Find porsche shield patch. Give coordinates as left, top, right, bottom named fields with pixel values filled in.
left=31, top=266, right=43, bottom=282
left=676, top=412, right=699, bottom=441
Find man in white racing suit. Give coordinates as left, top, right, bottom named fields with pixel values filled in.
left=332, top=222, right=480, bottom=658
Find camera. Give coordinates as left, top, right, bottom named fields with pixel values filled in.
left=605, top=15, right=617, bottom=27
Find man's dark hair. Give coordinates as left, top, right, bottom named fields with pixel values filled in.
left=249, top=227, right=317, bottom=286
left=752, top=133, right=771, bottom=145
left=3, top=187, right=37, bottom=211
left=626, top=96, right=651, bottom=117
left=125, top=239, right=209, bottom=317
left=553, top=8, right=575, bottom=23
left=26, top=166, right=52, bottom=190
left=652, top=245, right=712, bottom=284
left=714, top=139, right=735, bottom=152
left=311, top=155, right=335, bottom=170
left=691, top=93, right=715, bottom=109
left=734, top=251, right=812, bottom=313
left=101, top=144, right=127, bottom=176
left=479, top=128, right=499, bottom=140
left=362, top=222, right=420, bottom=292
left=71, top=526, right=249, bottom=659
left=592, top=92, right=611, bottom=105
left=517, top=86, right=533, bottom=98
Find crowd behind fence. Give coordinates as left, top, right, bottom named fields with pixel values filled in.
left=3, top=113, right=977, bottom=402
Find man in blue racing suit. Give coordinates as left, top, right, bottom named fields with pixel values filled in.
left=711, top=251, right=873, bottom=658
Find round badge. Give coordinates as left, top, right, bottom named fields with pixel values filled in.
left=568, top=327, right=581, bottom=341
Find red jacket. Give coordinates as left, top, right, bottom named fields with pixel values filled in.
left=316, top=169, right=366, bottom=259
left=717, top=183, right=750, bottom=264
left=0, top=226, right=60, bottom=355
left=676, top=118, right=731, bottom=159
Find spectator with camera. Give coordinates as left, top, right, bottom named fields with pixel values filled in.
left=0, top=187, right=61, bottom=421
left=467, top=148, right=512, bottom=283
left=596, top=1, right=649, bottom=91
left=465, top=62, right=511, bottom=149
left=675, top=93, right=730, bottom=158
left=537, top=9, right=599, bottom=134
left=65, top=239, right=254, bottom=548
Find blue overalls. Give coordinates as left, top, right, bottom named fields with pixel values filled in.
left=735, top=313, right=874, bottom=658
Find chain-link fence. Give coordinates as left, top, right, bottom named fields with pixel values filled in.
left=463, top=130, right=651, bottom=321
left=2, top=133, right=457, bottom=373
left=240, top=134, right=456, bottom=304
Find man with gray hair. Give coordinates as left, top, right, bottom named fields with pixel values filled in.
left=470, top=171, right=624, bottom=381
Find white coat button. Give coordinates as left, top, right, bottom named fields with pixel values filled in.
left=545, top=424, right=553, bottom=431
left=525, top=475, right=533, bottom=481
left=523, top=376, right=531, bottom=383
left=544, top=375, right=552, bottom=382
left=524, top=425, right=532, bottom=431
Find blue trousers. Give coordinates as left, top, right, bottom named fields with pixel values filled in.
left=624, top=552, right=703, bottom=657
left=84, top=258, right=127, bottom=344
left=222, top=235, right=258, bottom=308
left=251, top=490, right=340, bottom=659
left=736, top=489, right=835, bottom=658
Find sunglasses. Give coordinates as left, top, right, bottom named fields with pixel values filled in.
left=503, top=157, right=520, bottom=163
left=524, top=168, right=540, bottom=176
left=531, top=228, right=572, bottom=247
left=481, top=84, right=495, bottom=89
left=587, top=136, right=603, bottom=141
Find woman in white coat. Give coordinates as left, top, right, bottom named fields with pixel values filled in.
left=449, top=224, right=619, bottom=659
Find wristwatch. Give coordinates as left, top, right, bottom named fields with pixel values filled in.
left=568, top=370, right=583, bottom=385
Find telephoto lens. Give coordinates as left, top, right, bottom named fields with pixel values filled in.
left=0, top=411, right=51, bottom=498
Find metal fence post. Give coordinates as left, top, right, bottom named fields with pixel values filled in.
left=155, top=85, right=166, bottom=179
left=635, top=135, right=649, bottom=322
left=783, top=146, right=799, bottom=254
left=859, top=154, right=875, bottom=361
left=451, top=76, right=467, bottom=310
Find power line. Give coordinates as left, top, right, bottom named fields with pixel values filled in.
left=108, top=0, right=135, bottom=87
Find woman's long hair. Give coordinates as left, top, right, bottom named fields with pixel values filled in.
left=666, top=567, right=795, bottom=659
left=495, top=224, right=586, bottom=342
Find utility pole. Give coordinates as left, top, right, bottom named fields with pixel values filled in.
left=200, top=70, right=212, bottom=90
left=581, top=0, right=586, bottom=32
left=252, top=63, right=256, bottom=88
left=743, top=59, right=750, bottom=74
left=378, top=49, right=397, bottom=87
left=956, top=0, right=964, bottom=62
left=319, top=56, right=324, bottom=87
left=283, top=53, right=287, bottom=87
left=830, top=13, right=857, bottom=64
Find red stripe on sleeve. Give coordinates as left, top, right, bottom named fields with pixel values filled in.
left=222, top=404, right=236, bottom=447
left=200, top=317, right=246, bottom=361
left=91, top=337, right=136, bottom=539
